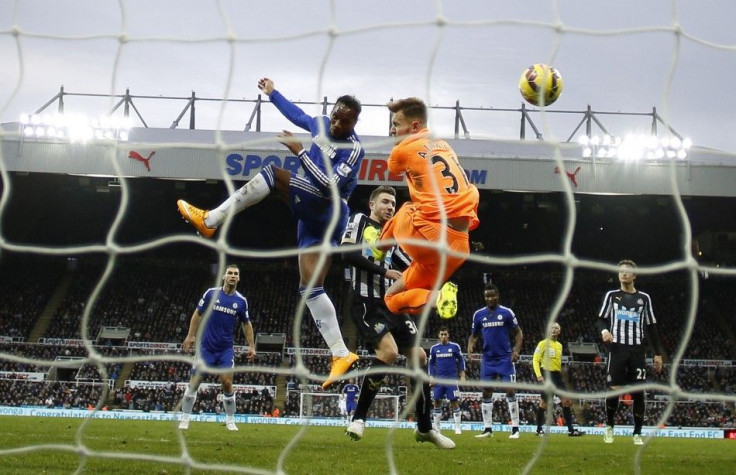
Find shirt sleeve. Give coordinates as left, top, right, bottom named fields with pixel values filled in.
left=455, top=344, right=466, bottom=372
left=269, top=90, right=312, bottom=131
left=387, top=144, right=406, bottom=175
left=196, top=289, right=212, bottom=314
left=240, top=297, right=250, bottom=323
left=532, top=341, right=544, bottom=377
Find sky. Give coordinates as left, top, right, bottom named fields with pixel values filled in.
left=1, top=0, right=736, bottom=154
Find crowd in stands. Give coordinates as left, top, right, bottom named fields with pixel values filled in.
left=128, top=350, right=281, bottom=387
left=1, top=255, right=734, bottom=428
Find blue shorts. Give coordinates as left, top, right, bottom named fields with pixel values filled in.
left=199, top=345, right=235, bottom=370
left=346, top=400, right=357, bottom=413
left=432, top=384, right=460, bottom=402
left=480, top=358, right=516, bottom=383
left=289, top=174, right=349, bottom=248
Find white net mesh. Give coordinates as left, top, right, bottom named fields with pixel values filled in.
left=1, top=1, right=736, bottom=474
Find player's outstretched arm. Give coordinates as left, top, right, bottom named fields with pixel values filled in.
left=259, top=77, right=312, bottom=131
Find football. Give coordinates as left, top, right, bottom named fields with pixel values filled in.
left=519, top=64, right=563, bottom=106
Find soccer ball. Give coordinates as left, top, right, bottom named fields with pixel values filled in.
left=362, top=225, right=386, bottom=261
left=519, top=64, right=563, bottom=106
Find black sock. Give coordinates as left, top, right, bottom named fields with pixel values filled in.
left=536, top=406, right=545, bottom=431
left=632, top=392, right=645, bottom=435
left=353, top=359, right=389, bottom=421
left=412, top=375, right=433, bottom=433
left=605, top=396, right=619, bottom=427
left=563, top=406, right=574, bottom=432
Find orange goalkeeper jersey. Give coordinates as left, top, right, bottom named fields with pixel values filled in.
left=388, top=129, right=480, bottom=230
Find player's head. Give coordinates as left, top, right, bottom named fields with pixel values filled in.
left=549, top=322, right=561, bottom=339
left=330, top=95, right=361, bottom=140
left=484, top=283, right=500, bottom=309
left=387, top=97, right=427, bottom=144
left=369, top=185, right=397, bottom=224
left=437, top=326, right=450, bottom=344
left=222, top=264, right=240, bottom=288
left=617, top=259, right=637, bottom=286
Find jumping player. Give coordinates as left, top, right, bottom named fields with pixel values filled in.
left=177, top=78, right=363, bottom=389
left=381, top=97, right=479, bottom=319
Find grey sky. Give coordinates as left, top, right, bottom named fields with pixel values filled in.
left=1, top=0, right=735, bottom=153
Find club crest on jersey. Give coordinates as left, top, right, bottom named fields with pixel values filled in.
left=637, top=299, right=644, bottom=305
left=373, top=322, right=386, bottom=334
left=497, top=315, right=503, bottom=320
left=232, top=303, right=238, bottom=309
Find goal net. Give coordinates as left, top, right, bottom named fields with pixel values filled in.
left=297, top=391, right=400, bottom=423
left=1, top=1, right=736, bottom=474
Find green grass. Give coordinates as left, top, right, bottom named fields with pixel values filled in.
left=0, top=417, right=734, bottom=474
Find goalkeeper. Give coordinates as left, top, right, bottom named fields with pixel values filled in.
left=381, top=97, right=480, bottom=320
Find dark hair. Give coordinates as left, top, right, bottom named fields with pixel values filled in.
left=618, top=259, right=637, bottom=268
left=438, top=325, right=449, bottom=334
left=387, top=97, right=427, bottom=123
left=225, top=263, right=239, bottom=272
left=336, top=94, right=362, bottom=117
left=369, top=185, right=396, bottom=202
left=484, top=282, right=499, bottom=293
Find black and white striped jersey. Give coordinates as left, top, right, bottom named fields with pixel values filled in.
left=598, top=289, right=656, bottom=346
left=341, top=212, right=410, bottom=300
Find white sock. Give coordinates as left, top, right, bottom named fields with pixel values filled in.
left=481, top=401, right=493, bottom=429
left=206, top=173, right=271, bottom=227
left=453, top=408, right=461, bottom=430
left=433, top=409, right=442, bottom=430
left=223, top=392, right=236, bottom=417
left=508, top=398, right=519, bottom=428
left=182, top=386, right=198, bottom=414
left=303, top=289, right=349, bottom=357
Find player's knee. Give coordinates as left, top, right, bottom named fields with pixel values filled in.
left=384, top=294, right=399, bottom=314
left=377, top=344, right=399, bottom=365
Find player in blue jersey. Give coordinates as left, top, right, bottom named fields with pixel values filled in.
left=178, top=264, right=256, bottom=431
left=177, top=77, right=364, bottom=389
left=428, top=326, right=466, bottom=434
left=342, top=379, right=360, bottom=424
left=467, top=283, right=523, bottom=439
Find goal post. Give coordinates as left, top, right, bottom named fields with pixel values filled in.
left=298, top=392, right=400, bottom=422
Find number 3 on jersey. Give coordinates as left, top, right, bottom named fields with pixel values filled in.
left=430, top=155, right=469, bottom=194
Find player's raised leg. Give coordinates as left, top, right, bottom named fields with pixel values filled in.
left=177, top=164, right=281, bottom=238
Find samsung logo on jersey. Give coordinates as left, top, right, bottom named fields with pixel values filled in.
left=483, top=321, right=505, bottom=328
left=213, top=304, right=237, bottom=316
left=436, top=353, right=454, bottom=358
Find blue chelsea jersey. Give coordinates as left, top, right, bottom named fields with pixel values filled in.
left=197, top=287, right=249, bottom=352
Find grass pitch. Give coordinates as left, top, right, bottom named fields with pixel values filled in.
left=0, top=417, right=733, bottom=474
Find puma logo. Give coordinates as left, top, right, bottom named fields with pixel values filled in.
left=554, top=166, right=581, bottom=187
left=129, top=150, right=155, bottom=172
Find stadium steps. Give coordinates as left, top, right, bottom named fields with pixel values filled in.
left=273, top=356, right=291, bottom=411
left=27, top=272, right=75, bottom=342
left=113, top=361, right=135, bottom=391
left=561, top=369, right=587, bottom=424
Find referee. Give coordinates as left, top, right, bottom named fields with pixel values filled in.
left=597, top=259, right=664, bottom=445
left=532, top=322, right=585, bottom=437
